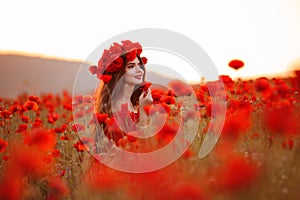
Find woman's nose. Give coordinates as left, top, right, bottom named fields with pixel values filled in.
left=136, top=66, right=144, bottom=73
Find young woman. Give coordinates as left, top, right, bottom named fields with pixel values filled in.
left=91, top=40, right=153, bottom=144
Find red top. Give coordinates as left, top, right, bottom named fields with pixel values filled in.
left=103, top=110, right=140, bottom=144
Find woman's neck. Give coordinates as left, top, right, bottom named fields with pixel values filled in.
left=118, top=83, right=134, bottom=100
left=113, top=82, right=136, bottom=112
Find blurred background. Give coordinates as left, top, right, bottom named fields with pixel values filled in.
left=1, top=0, right=300, bottom=98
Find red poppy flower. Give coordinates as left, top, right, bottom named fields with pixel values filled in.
left=88, top=65, right=97, bottom=75
left=106, top=57, right=124, bottom=72
left=214, top=154, right=259, bottom=191
left=228, top=59, right=244, bottom=70
left=19, top=105, right=27, bottom=114
left=265, top=107, right=297, bottom=136
left=155, top=119, right=179, bottom=144
left=51, top=149, right=61, bottom=158
left=276, top=81, right=290, bottom=97
left=24, top=101, right=38, bottom=111
left=124, top=50, right=137, bottom=62
left=9, top=105, right=19, bottom=113
left=254, top=77, right=271, bottom=93
left=163, top=96, right=176, bottom=104
left=48, top=112, right=59, bottom=123
left=221, top=108, right=251, bottom=138
left=105, top=117, right=124, bottom=142
left=84, top=161, right=127, bottom=192
left=219, top=75, right=234, bottom=85
left=63, top=101, right=72, bottom=111
left=0, top=175, right=23, bottom=200
left=61, top=124, right=68, bottom=131
left=138, top=82, right=152, bottom=92
left=73, top=141, right=86, bottom=152
left=153, top=95, right=162, bottom=104
left=21, top=115, right=29, bottom=123
left=16, top=124, right=28, bottom=133
left=45, top=101, right=55, bottom=112
left=32, top=121, right=42, bottom=128
left=95, top=113, right=109, bottom=123
left=54, top=127, right=63, bottom=134
left=60, top=136, right=69, bottom=140
left=1, top=110, right=11, bottom=119
left=2, top=155, right=9, bottom=161
left=99, top=74, right=112, bottom=83
left=10, top=147, right=52, bottom=177
left=0, top=138, right=8, bottom=153
left=47, top=116, right=55, bottom=124
left=28, top=95, right=39, bottom=102
left=141, top=57, right=148, bottom=64
left=24, top=128, right=56, bottom=151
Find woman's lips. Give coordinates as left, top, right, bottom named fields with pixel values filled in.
left=134, top=75, right=142, bottom=79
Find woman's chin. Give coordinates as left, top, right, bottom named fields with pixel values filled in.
left=134, top=80, right=143, bottom=85
left=125, top=79, right=142, bottom=85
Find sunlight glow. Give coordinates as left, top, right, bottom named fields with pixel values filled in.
left=1, top=0, right=300, bottom=81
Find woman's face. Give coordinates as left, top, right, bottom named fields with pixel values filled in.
left=123, top=56, right=144, bottom=85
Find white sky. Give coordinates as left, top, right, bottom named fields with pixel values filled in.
left=1, top=0, right=300, bottom=81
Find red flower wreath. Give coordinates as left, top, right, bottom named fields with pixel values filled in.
left=88, top=40, right=148, bottom=83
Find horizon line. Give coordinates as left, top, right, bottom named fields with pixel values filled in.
left=1, top=50, right=299, bottom=82
left=0, top=50, right=85, bottom=63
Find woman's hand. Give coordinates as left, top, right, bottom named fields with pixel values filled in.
left=138, top=88, right=153, bottom=126
left=139, top=88, right=153, bottom=107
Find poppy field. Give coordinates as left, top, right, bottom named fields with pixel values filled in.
left=1, top=70, right=300, bottom=200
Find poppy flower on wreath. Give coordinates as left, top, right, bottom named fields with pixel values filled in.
left=141, top=57, right=148, bottom=65
left=124, top=50, right=138, bottom=62
left=98, top=74, right=112, bottom=84
left=105, top=56, right=124, bottom=73
left=89, top=65, right=97, bottom=75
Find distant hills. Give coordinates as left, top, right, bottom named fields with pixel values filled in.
left=0, top=53, right=174, bottom=98
left=1, top=53, right=299, bottom=99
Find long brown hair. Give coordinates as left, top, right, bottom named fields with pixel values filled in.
left=94, top=54, right=146, bottom=116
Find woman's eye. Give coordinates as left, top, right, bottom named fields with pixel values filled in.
left=127, top=65, right=134, bottom=69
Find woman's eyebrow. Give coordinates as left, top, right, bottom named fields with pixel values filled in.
left=126, top=62, right=142, bottom=66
